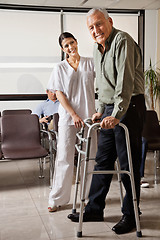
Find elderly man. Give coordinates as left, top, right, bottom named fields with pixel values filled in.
left=68, top=8, right=146, bottom=235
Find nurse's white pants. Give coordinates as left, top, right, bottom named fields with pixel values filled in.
left=48, top=125, right=97, bottom=208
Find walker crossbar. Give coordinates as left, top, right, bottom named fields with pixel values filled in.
left=76, top=132, right=87, bottom=142
left=75, top=144, right=86, bottom=156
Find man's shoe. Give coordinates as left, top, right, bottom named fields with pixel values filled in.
left=141, top=178, right=149, bottom=188
left=112, top=215, right=136, bottom=234
left=67, top=212, right=104, bottom=222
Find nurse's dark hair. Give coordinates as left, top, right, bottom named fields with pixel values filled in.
left=59, top=32, right=77, bottom=48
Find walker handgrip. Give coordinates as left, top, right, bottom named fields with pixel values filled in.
left=84, top=118, right=101, bottom=129
left=90, top=122, right=101, bottom=130
left=84, top=118, right=93, bottom=128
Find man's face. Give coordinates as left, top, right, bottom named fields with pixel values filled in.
left=87, top=11, right=113, bottom=48
left=47, top=90, right=57, bottom=101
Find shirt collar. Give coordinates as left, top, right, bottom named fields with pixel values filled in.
left=47, top=98, right=59, bottom=103
left=105, top=27, right=116, bottom=48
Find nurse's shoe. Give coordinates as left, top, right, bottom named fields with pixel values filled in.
left=48, top=206, right=57, bottom=212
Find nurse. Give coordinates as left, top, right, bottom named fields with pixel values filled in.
left=47, top=32, right=97, bottom=212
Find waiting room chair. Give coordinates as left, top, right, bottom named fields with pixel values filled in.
left=50, top=113, right=59, bottom=133
left=0, top=150, right=2, bottom=159
left=0, top=112, right=2, bottom=159
left=0, top=114, right=54, bottom=186
left=40, top=113, right=59, bottom=131
left=1, top=109, right=31, bottom=146
left=0, top=114, right=1, bottom=144
left=142, top=110, right=160, bottom=184
left=2, top=109, right=32, bottom=116
left=40, top=113, right=59, bottom=143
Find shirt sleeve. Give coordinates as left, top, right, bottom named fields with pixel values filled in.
left=97, top=100, right=105, bottom=114
left=95, top=79, right=105, bottom=114
left=92, top=47, right=105, bottom=114
left=47, top=64, right=64, bottom=93
left=32, top=102, right=44, bottom=118
left=111, top=35, right=135, bottom=119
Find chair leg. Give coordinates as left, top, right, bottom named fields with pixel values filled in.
left=39, top=158, right=45, bottom=179
left=154, top=150, right=158, bottom=184
left=49, top=143, right=55, bottom=188
left=158, top=151, right=160, bottom=169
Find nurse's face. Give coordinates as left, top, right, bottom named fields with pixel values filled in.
left=61, top=37, right=78, bottom=57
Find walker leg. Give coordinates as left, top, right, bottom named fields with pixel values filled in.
left=77, top=232, right=82, bottom=238
left=154, top=151, right=158, bottom=184
left=77, top=200, right=85, bottom=238
left=116, top=159, right=123, bottom=207
left=72, top=152, right=81, bottom=213
left=137, top=231, right=142, bottom=237
left=77, top=137, right=91, bottom=238
left=129, top=168, right=142, bottom=236
left=119, top=123, right=142, bottom=237
left=72, top=130, right=84, bottom=213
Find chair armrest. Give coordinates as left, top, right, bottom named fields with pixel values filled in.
left=40, top=129, right=53, bottom=142
left=40, top=129, right=54, bottom=153
left=48, top=129, right=58, bottom=140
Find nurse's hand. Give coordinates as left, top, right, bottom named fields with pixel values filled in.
left=72, top=113, right=84, bottom=128
left=92, top=112, right=102, bottom=123
left=100, top=116, right=119, bottom=129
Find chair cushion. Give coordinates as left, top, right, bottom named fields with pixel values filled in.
left=1, top=114, right=48, bottom=160
left=2, top=146, right=48, bottom=160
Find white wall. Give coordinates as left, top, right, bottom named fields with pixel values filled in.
left=0, top=9, right=159, bottom=113
left=0, top=10, right=61, bottom=112
left=144, top=10, right=158, bottom=110
left=144, top=10, right=158, bottom=70
left=0, top=9, right=139, bottom=112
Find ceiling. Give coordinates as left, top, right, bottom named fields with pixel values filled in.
left=0, top=0, right=160, bottom=10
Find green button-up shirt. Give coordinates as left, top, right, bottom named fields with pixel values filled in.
left=94, top=27, right=145, bottom=119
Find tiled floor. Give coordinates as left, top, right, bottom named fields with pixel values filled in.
left=0, top=152, right=159, bottom=240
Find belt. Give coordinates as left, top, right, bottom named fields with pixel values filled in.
left=105, top=94, right=144, bottom=106
left=130, top=94, right=144, bottom=103
left=105, top=103, right=114, bottom=106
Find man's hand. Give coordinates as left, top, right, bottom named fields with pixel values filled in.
left=100, top=116, right=120, bottom=129
left=39, top=116, right=49, bottom=124
left=92, top=112, right=102, bottom=123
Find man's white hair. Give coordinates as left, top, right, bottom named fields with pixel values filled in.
left=87, top=8, right=109, bottom=20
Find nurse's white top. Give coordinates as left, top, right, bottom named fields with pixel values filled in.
left=47, top=57, right=95, bottom=126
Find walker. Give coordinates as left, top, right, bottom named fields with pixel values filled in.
left=71, top=118, right=142, bottom=238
